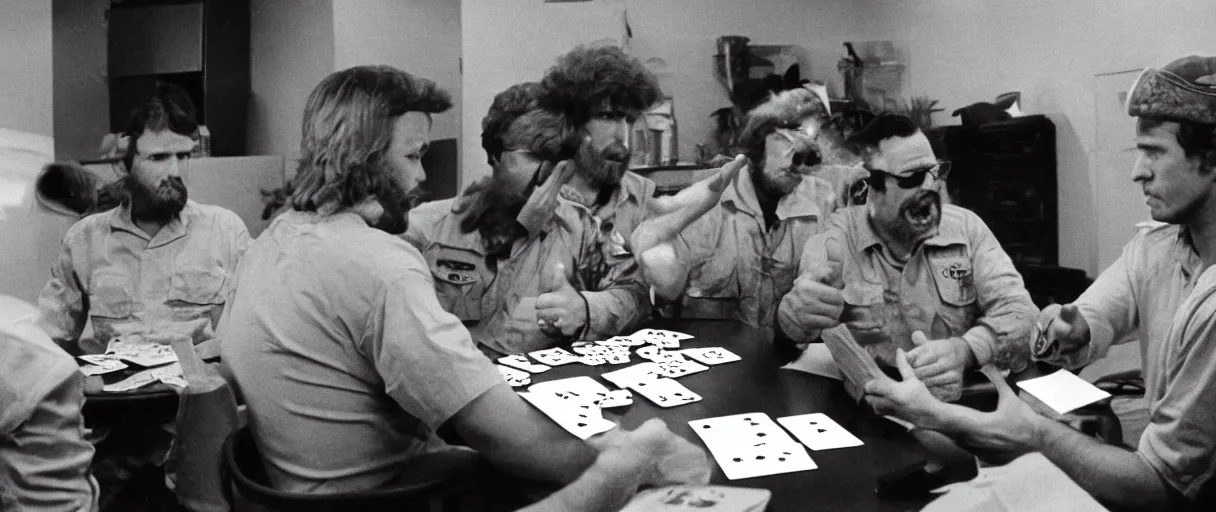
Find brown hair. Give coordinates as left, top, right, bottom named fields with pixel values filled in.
left=290, top=65, right=451, bottom=213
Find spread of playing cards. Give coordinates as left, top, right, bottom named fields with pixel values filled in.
left=78, top=336, right=187, bottom=391
left=507, top=327, right=869, bottom=484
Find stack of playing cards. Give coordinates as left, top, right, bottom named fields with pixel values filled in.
left=527, top=347, right=581, bottom=366
left=690, top=413, right=817, bottom=480
left=106, top=337, right=179, bottom=367
left=518, top=377, right=626, bottom=439
left=1015, top=369, right=1112, bottom=415
left=498, top=354, right=551, bottom=373
left=571, top=341, right=631, bottom=365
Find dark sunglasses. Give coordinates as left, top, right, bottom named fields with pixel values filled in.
left=866, top=161, right=952, bottom=189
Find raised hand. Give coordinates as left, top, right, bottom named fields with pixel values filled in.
left=536, top=262, right=588, bottom=337
left=1031, top=303, right=1091, bottom=364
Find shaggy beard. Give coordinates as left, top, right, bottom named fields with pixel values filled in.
left=128, top=175, right=188, bottom=224
left=891, top=189, right=942, bottom=246
left=458, top=177, right=529, bottom=258
left=575, top=139, right=630, bottom=190
left=372, top=177, right=428, bottom=235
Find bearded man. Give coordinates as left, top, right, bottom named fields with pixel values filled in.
left=777, top=114, right=1037, bottom=402
left=406, top=82, right=649, bottom=355
left=37, top=89, right=251, bottom=507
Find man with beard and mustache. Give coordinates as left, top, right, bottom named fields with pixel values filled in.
left=863, top=56, right=1216, bottom=510
left=220, top=68, right=707, bottom=504
left=629, top=86, right=865, bottom=329
left=405, top=82, right=650, bottom=355
left=36, top=91, right=251, bottom=506
left=778, top=114, right=1036, bottom=403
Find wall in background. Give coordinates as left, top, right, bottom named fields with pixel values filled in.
left=52, top=0, right=109, bottom=161
left=852, top=0, right=1216, bottom=276
left=247, top=0, right=335, bottom=168
left=2, top=0, right=54, bottom=137
left=461, top=0, right=864, bottom=187
left=0, top=0, right=71, bottom=303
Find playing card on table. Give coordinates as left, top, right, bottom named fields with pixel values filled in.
left=1015, top=369, right=1111, bottom=415
left=602, top=362, right=664, bottom=388
left=528, top=347, right=581, bottom=366
left=571, top=342, right=605, bottom=355
left=602, top=335, right=647, bottom=347
left=77, top=355, right=128, bottom=375
left=690, top=413, right=816, bottom=480
left=619, top=485, right=772, bottom=512
left=497, top=354, right=551, bottom=373
left=681, top=347, right=741, bottom=366
left=102, top=368, right=161, bottom=392
left=631, top=378, right=702, bottom=408
left=637, top=345, right=685, bottom=363
left=496, top=365, right=532, bottom=387
left=593, top=389, right=633, bottom=408
left=655, top=358, right=709, bottom=379
left=108, top=341, right=178, bottom=367
left=578, top=354, right=608, bottom=366
left=518, top=390, right=616, bottom=439
left=777, top=413, right=864, bottom=451
left=630, top=328, right=693, bottom=348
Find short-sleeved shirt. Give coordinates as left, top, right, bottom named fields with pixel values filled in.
left=38, top=201, right=251, bottom=353
left=803, top=205, right=1036, bottom=394
left=669, top=166, right=840, bottom=328
left=1049, top=225, right=1216, bottom=500
left=1, top=312, right=99, bottom=511
left=405, top=193, right=649, bottom=356
left=219, top=210, right=502, bottom=494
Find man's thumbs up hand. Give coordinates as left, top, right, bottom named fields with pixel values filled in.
left=537, top=263, right=588, bottom=337
left=777, top=238, right=847, bottom=342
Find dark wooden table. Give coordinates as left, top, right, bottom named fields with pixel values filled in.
left=82, top=366, right=179, bottom=428
left=532, top=320, right=932, bottom=512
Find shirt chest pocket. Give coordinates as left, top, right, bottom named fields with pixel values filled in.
left=426, top=246, right=490, bottom=321
left=928, top=255, right=978, bottom=333
left=169, top=267, right=229, bottom=306
left=89, top=269, right=134, bottom=319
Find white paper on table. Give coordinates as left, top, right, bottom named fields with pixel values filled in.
left=1015, top=369, right=1111, bottom=415
left=780, top=344, right=844, bottom=380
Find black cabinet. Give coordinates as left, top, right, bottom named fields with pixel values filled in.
left=108, top=0, right=249, bottom=156
left=938, top=115, right=1058, bottom=267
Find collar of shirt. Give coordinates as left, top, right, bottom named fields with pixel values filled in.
left=1173, top=227, right=1204, bottom=282
left=108, top=200, right=194, bottom=247
left=848, top=205, right=967, bottom=254
left=721, top=164, right=823, bottom=222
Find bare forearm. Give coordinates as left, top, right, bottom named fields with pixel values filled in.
left=1030, top=415, right=1172, bottom=509
left=520, top=455, right=641, bottom=512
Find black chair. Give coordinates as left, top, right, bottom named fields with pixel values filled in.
left=222, top=427, right=483, bottom=512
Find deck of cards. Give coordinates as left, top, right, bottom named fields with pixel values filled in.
left=102, top=362, right=186, bottom=392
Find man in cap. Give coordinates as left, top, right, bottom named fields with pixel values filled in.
left=778, top=114, right=1037, bottom=402
left=865, top=56, right=1216, bottom=509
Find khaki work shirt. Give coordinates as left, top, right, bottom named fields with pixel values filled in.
left=1052, top=225, right=1216, bottom=500
left=405, top=193, right=649, bottom=355
left=219, top=210, right=502, bottom=493
left=670, top=166, right=840, bottom=328
left=1, top=313, right=99, bottom=511
left=38, top=201, right=251, bottom=353
left=806, top=205, right=1036, bottom=393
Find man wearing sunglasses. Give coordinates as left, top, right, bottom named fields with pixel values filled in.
left=778, top=114, right=1036, bottom=402
left=405, top=83, right=649, bottom=356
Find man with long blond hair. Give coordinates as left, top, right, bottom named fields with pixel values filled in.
left=219, top=65, right=707, bottom=507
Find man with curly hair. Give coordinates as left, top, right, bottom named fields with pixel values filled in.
left=405, top=82, right=650, bottom=354
left=630, top=86, right=864, bottom=330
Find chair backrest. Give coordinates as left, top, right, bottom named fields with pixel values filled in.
left=221, top=426, right=481, bottom=512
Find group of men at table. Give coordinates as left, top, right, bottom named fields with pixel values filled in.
left=3, top=44, right=1216, bottom=511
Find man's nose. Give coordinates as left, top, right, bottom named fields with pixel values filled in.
left=613, top=118, right=629, bottom=140
left=1130, top=155, right=1152, bottom=183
